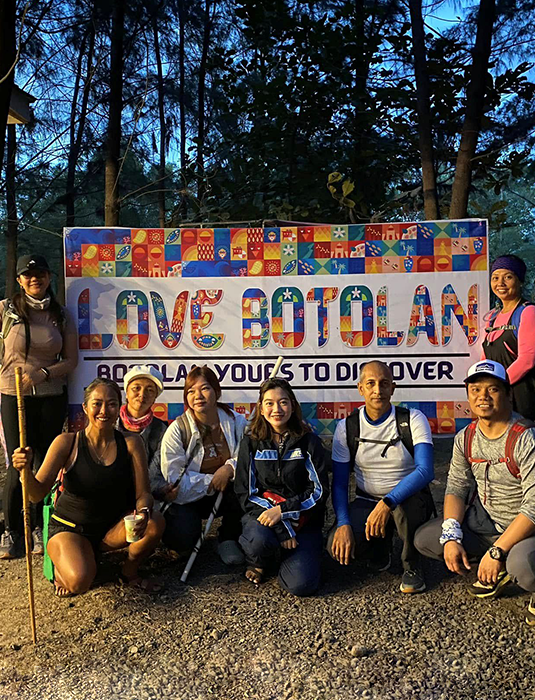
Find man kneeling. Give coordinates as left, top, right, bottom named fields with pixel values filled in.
left=328, top=361, right=435, bottom=593
left=415, top=360, right=535, bottom=625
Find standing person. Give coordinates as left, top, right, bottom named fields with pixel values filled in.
left=118, top=365, right=170, bottom=500
left=415, top=360, right=535, bottom=626
left=160, top=366, right=247, bottom=566
left=483, top=254, right=535, bottom=420
left=328, top=361, right=435, bottom=594
left=234, top=378, right=329, bottom=597
left=0, top=255, right=78, bottom=559
left=12, top=378, right=165, bottom=596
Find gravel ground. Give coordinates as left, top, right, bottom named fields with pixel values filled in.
left=0, top=438, right=534, bottom=700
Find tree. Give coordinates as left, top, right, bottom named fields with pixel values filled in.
left=0, top=0, right=16, bottom=181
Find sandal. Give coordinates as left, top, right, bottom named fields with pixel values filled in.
left=245, top=567, right=264, bottom=585
left=119, top=573, right=164, bottom=593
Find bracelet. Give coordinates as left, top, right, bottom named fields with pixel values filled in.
left=39, top=367, right=50, bottom=381
left=439, top=518, right=464, bottom=546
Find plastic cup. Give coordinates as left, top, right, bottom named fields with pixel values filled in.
left=124, top=513, right=144, bottom=543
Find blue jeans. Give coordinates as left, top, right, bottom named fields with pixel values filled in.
left=239, top=514, right=323, bottom=597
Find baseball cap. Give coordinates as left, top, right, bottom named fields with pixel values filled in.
left=464, top=360, right=509, bottom=385
left=123, top=365, right=164, bottom=396
left=16, top=254, right=51, bottom=276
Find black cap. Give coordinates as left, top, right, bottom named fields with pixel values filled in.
left=16, top=254, right=51, bottom=276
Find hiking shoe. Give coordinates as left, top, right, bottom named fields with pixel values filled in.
left=525, top=595, right=535, bottom=626
left=400, top=569, right=426, bottom=594
left=367, top=551, right=391, bottom=573
left=218, top=540, right=245, bottom=566
left=0, top=529, right=19, bottom=559
left=32, top=527, right=44, bottom=555
left=467, top=571, right=511, bottom=599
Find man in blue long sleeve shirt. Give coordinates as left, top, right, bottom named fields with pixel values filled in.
left=328, top=361, right=435, bottom=594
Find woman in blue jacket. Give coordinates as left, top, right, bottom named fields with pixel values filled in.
left=234, top=378, right=329, bottom=596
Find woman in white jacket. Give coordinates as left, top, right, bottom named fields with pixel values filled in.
left=160, top=366, right=247, bottom=565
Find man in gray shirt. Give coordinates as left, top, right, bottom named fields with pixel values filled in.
left=415, top=359, right=535, bottom=626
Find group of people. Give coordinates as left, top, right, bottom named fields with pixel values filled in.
left=1, top=252, right=535, bottom=627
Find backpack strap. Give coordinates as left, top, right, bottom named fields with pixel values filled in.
left=463, top=421, right=479, bottom=464
left=503, top=419, right=534, bottom=479
left=346, top=406, right=414, bottom=462
left=395, top=406, right=414, bottom=458
left=346, top=410, right=360, bottom=466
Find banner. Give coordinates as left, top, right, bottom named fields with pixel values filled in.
left=64, top=220, right=489, bottom=435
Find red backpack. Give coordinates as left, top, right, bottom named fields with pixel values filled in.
left=463, top=418, right=534, bottom=479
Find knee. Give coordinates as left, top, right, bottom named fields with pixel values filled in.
left=507, top=541, right=535, bottom=592
left=59, top=566, right=95, bottom=595
left=413, top=519, right=443, bottom=560
left=279, top=568, right=320, bottom=597
left=239, top=521, right=277, bottom=556
left=146, top=512, right=165, bottom=541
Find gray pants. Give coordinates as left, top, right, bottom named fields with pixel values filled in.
left=414, top=497, right=535, bottom=592
left=327, top=488, right=434, bottom=571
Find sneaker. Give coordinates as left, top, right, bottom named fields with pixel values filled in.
left=367, top=551, right=391, bottom=573
left=400, top=569, right=426, bottom=594
left=467, top=570, right=511, bottom=599
left=0, top=529, right=19, bottom=559
left=217, top=540, right=245, bottom=566
left=525, top=594, right=535, bottom=626
left=32, top=527, right=44, bottom=555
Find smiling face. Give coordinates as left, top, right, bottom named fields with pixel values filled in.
left=261, top=387, right=293, bottom=433
left=358, top=362, right=395, bottom=416
left=17, top=269, right=51, bottom=300
left=126, top=377, right=158, bottom=417
left=83, top=385, right=121, bottom=431
left=490, top=268, right=522, bottom=304
left=466, top=376, right=511, bottom=422
left=186, top=377, right=218, bottom=418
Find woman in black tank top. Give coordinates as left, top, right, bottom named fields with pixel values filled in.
left=11, top=378, right=165, bottom=596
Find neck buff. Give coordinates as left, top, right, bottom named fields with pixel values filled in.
left=25, top=293, right=51, bottom=311
left=120, top=404, right=154, bottom=432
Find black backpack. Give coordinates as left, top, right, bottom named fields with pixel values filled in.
left=346, top=405, right=414, bottom=465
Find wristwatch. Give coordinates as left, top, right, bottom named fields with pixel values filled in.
left=488, top=545, right=507, bottom=562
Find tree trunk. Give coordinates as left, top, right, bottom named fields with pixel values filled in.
left=104, top=0, right=124, bottom=226
left=0, top=0, right=16, bottom=180
left=409, top=0, right=439, bottom=220
left=449, top=0, right=496, bottom=219
left=196, top=0, right=212, bottom=205
left=153, top=16, right=166, bottom=227
left=5, top=124, right=18, bottom=298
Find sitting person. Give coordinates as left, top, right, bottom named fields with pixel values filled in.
left=415, top=360, right=535, bottom=626
left=160, top=366, right=247, bottom=566
left=118, top=365, right=170, bottom=501
left=234, top=378, right=329, bottom=597
left=328, top=360, right=434, bottom=594
left=12, top=378, right=165, bottom=596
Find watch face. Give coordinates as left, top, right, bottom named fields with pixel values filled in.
left=489, top=546, right=505, bottom=561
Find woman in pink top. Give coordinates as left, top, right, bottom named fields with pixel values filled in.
left=0, top=255, right=78, bottom=559
left=483, top=255, right=535, bottom=420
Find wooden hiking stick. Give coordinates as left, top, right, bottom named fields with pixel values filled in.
left=180, top=356, right=285, bottom=583
left=15, top=367, right=37, bottom=644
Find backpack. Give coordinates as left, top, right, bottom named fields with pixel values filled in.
left=346, top=405, right=414, bottom=466
left=0, top=300, right=23, bottom=361
left=485, top=300, right=533, bottom=338
left=463, top=418, right=534, bottom=480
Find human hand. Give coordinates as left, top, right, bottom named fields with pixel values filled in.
left=477, top=551, right=504, bottom=585
left=281, top=537, right=298, bottom=550
left=257, top=505, right=282, bottom=527
left=210, top=463, right=234, bottom=493
left=21, top=369, right=43, bottom=391
left=443, top=540, right=471, bottom=575
left=132, top=509, right=150, bottom=539
left=332, top=524, right=355, bottom=565
left=161, top=481, right=179, bottom=503
left=12, top=446, right=33, bottom=473
left=365, top=500, right=392, bottom=541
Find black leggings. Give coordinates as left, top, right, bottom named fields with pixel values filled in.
left=1, top=391, right=68, bottom=532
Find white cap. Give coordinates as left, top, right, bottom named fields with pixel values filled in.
left=464, top=360, right=509, bottom=385
left=123, top=365, right=164, bottom=396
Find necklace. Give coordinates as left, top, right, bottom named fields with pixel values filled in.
left=90, top=438, right=113, bottom=465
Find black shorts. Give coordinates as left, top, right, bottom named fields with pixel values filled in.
left=48, top=514, right=114, bottom=552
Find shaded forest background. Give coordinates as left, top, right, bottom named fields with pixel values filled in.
left=1, top=0, right=535, bottom=299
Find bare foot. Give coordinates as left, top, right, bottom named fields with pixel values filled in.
left=245, top=567, right=264, bottom=585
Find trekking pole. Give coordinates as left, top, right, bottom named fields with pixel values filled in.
left=14, top=367, right=37, bottom=644
left=180, top=356, right=284, bottom=583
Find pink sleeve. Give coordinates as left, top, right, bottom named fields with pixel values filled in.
left=507, top=306, right=535, bottom=384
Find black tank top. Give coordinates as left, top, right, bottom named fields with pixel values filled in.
left=54, top=430, right=136, bottom=527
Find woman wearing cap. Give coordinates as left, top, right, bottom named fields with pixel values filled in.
left=160, top=366, right=248, bottom=566
left=483, top=254, right=535, bottom=420
left=118, top=365, right=171, bottom=501
left=0, top=255, right=78, bottom=560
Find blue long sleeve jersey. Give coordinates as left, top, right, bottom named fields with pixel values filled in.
left=332, top=442, right=434, bottom=527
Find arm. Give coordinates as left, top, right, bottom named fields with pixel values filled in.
left=506, top=305, right=535, bottom=385
left=233, top=435, right=255, bottom=515
left=124, top=434, right=153, bottom=513
left=383, top=443, right=434, bottom=508
left=47, top=310, right=79, bottom=380
left=11, top=433, right=74, bottom=502
left=160, top=420, right=212, bottom=504
left=278, top=434, right=328, bottom=520
left=224, top=411, right=248, bottom=473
